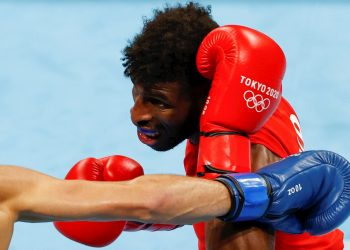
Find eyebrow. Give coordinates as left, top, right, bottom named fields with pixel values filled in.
left=148, top=88, right=172, bottom=100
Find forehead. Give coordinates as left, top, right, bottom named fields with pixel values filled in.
left=134, top=81, right=188, bottom=96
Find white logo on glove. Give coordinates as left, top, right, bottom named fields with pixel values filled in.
left=243, top=90, right=270, bottom=112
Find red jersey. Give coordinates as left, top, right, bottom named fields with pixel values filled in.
left=184, top=97, right=344, bottom=250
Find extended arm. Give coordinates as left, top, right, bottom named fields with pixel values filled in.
left=0, top=164, right=230, bottom=249
left=0, top=165, right=230, bottom=225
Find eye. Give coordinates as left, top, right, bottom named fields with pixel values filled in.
left=148, top=97, right=171, bottom=109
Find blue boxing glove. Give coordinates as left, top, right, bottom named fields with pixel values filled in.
left=216, top=150, right=350, bottom=235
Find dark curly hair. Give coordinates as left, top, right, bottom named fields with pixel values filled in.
left=122, top=2, right=219, bottom=89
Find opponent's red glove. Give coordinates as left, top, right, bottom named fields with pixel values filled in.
left=54, top=155, right=144, bottom=247
left=196, top=25, right=286, bottom=177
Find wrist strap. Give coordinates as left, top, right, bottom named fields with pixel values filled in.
left=216, top=173, right=270, bottom=222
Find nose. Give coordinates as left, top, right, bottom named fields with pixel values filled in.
left=130, top=95, right=153, bottom=127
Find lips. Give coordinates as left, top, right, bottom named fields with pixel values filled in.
left=137, top=127, right=160, bottom=145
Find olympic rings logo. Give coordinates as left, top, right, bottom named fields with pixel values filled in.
left=243, top=90, right=270, bottom=112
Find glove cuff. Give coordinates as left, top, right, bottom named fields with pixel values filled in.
left=197, top=132, right=251, bottom=178
left=216, top=173, right=270, bottom=222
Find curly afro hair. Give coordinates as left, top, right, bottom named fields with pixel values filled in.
left=122, top=2, right=219, bottom=89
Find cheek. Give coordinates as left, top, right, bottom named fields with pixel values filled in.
left=162, top=107, right=195, bottom=133
left=157, top=108, right=189, bottom=128
left=159, top=110, right=183, bottom=125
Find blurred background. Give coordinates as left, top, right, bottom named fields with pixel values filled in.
left=0, top=0, right=349, bottom=249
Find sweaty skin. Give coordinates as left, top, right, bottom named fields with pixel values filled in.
left=205, top=144, right=281, bottom=250
left=0, top=165, right=231, bottom=250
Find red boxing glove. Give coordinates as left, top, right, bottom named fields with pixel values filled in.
left=196, top=25, right=286, bottom=177
left=54, top=155, right=144, bottom=247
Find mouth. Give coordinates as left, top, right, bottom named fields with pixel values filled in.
left=137, top=127, right=160, bottom=145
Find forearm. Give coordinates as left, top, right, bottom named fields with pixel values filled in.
left=126, top=174, right=231, bottom=224
left=42, top=175, right=230, bottom=224
left=0, top=165, right=231, bottom=224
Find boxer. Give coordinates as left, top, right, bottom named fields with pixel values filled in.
left=0, top=150, right=349, bottom=250
left=120, top=3, right=344, bottom=250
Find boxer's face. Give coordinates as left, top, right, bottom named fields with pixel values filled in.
left=130, top=82, right=203, bottom=151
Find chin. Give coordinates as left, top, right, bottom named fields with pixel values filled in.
left=149, top=137, right=185, bottom=152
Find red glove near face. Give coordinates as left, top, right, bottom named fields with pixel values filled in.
left=54, top=155, right=144, bottom=247
left=196, top=25, right=286, bottom=177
